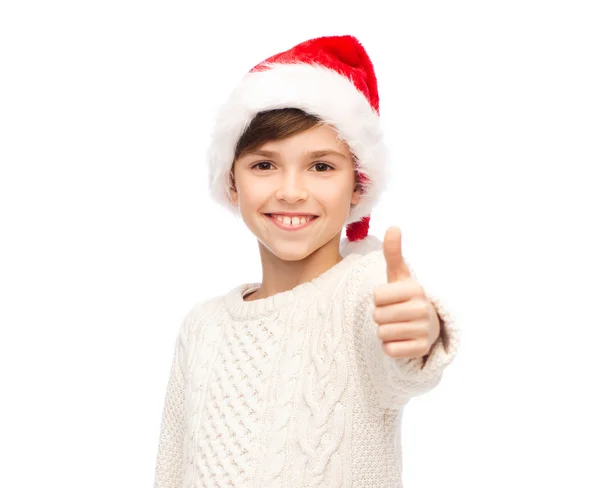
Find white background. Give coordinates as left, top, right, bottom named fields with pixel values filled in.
left=1, top=0, right=599, bottom=486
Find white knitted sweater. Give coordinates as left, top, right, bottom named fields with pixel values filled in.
left=153, top=250, right=460, bottom=488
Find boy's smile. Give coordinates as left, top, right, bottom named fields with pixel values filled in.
left=263, top=213, right=319, bottom=231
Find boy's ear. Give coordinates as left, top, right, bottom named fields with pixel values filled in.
left=229, top=189, right=238, bottom=205
left=228, top=169, right=238, bottom=205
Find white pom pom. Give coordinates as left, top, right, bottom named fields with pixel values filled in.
left=340, top=235, right=383, bottom=257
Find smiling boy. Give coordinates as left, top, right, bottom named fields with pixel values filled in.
left=153, top=35, right=460, bottom=488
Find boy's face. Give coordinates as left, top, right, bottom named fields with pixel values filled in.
left=230, top=124, right=361, bottom=261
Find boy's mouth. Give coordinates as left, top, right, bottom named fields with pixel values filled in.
left=264, top=213, right=319, bottom=230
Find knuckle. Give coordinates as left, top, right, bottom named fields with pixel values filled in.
left=372, top=308, right=381, bottom=323
left=410, top=281, right=425, bottom=297
left=418, top=340, right=430, bottom=356
left=382, top=342, right=396, bottom=357
left=373, top=284, right=385, bottom=300
left=422, top=324, right=432, bottom=340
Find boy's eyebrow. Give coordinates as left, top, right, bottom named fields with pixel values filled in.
left=308, top=150, right=350, bottom=161
left=245, top=149, right=278, bottom=158
left=246, top=149, right=350, bottom=160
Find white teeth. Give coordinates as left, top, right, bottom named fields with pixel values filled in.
left=271, top=215, right=313, bottom=227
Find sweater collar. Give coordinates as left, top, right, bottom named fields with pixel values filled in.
left=224, top=253, right=361, bottom=320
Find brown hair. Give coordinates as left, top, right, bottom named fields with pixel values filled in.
left=231, top=108, right=360, bottom=192
left=234, top=108, right=321, bottom=160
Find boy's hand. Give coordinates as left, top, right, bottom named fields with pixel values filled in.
left=373, top=226, right=440, bottom=359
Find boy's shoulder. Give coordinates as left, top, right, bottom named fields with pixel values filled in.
left=178, top=293, right=228, bottom=338
left=341, top=248, right=420, bottom=302
left=186, top=294, right=225, bottom=318
left=345, top=249, right=387, bottom=289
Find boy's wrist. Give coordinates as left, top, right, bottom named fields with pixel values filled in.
left=421, top=301, right=445, bottom=367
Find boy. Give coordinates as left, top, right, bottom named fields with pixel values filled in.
left=154, top=35, right=459, bottom=488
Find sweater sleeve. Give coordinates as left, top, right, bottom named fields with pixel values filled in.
left=153, top=315, right=189, bottom=488
left=353, top=251, right=461, bottom=410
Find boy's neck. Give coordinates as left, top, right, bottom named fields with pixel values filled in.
left=244, top=238, right=343, bottom=302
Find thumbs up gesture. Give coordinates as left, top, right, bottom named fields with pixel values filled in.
left=373, top=226, right=441, bottom=359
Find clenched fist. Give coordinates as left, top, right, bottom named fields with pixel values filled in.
left=373, top=226, right=440, bottom=359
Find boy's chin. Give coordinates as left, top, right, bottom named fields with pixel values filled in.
left=260, top=240, right=320, bottom=262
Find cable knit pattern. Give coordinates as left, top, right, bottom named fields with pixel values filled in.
left=153, top=314, right=188, bottom=488
left=153, top=251, right=460, bottom=487
left=253, top=301, right=306, bottom=487
left=297, top=279, right=349, bottom=487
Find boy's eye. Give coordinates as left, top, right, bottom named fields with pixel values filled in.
left=312, top=162, right=334, bottom=172
left=251, top=162, right=273, bottom=170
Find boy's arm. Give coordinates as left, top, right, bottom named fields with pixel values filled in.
left=153, top=318, right=188, bottom=488
left=353, top=248, right=460, bottom=410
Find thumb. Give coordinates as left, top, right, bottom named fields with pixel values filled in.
left=383, top=226, right=410, bottom=282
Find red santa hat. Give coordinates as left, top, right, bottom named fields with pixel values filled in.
left=207, top=35, right=390, bottom=256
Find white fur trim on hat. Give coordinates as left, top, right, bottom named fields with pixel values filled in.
left=207, top=62, right=390, bottom=226
left=340, top=234, right=383, bottom=257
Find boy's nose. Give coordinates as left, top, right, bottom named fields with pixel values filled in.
left=275, top=175, right=309, bottom=203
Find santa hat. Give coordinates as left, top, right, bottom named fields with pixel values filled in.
left=207, top=35, right=390, bottom=256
